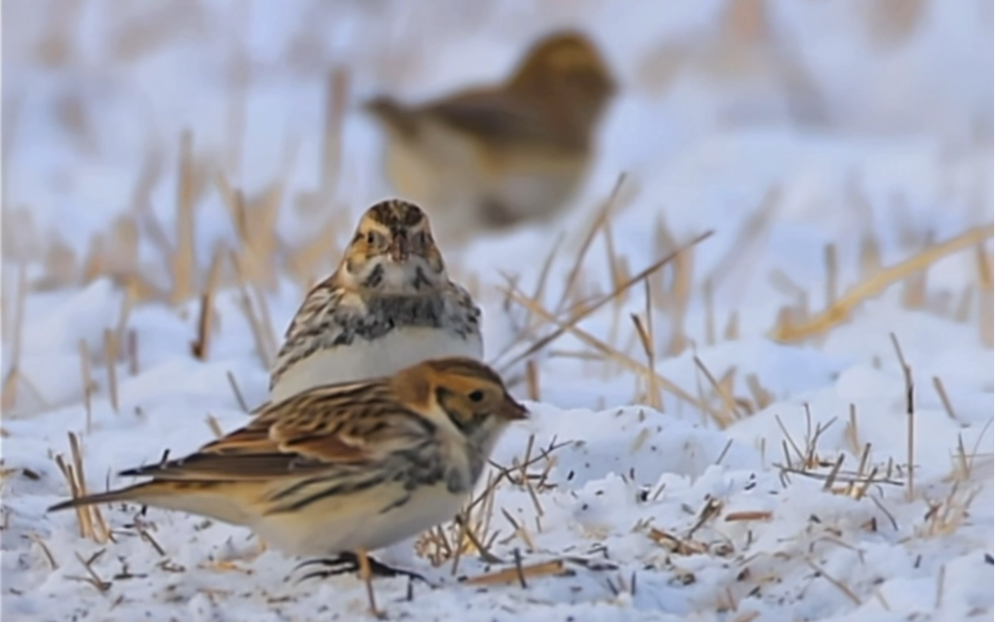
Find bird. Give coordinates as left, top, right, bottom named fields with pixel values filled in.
left=268, top=198, right=483, bottom=405
left=365, top=30, right=616, bottom=246
left=49, top=356, right=528, bottom=616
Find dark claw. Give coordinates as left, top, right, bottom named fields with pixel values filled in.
left=293, top=555, right=358, bottom=574
left=290, top=552, right=427, bottom=584
left=364, top=557, right=426, bottom=582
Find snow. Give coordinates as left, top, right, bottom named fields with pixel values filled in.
left=2, top=1, right=992, bottom=621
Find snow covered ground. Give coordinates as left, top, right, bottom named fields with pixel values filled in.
left=2, top=1, right=993, bottom=620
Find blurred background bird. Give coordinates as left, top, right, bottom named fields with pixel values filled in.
left=364, top=30, right=617, bottom=247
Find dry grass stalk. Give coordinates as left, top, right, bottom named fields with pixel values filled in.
left=704, top=279, right=716, bottom=345
left=190, top=244, right=225, bottom=360
left=804, top=557, right=861, bottom=606
left=600, top=196, right=629, bottom=309
left=215, top=174, right=282, bottom=291
left=320, top=68, right=349, bottom=199
left=631, top=298, right=661, bottom=410
left=525, top=360, right=540, bottom=402
left=103, top=329, right=120, bottom=414
left=844, top=404, right=860, bottom=455
left=170, top=130, right=197, bottom=304
left=931, top=377, right=958, bottom=421
left=946, top=418, right=993, bottom=483
left=1, top=263, right=27, bottom=411
left=496, top=231, right=714, bottom=373
left=647, top=528, right=709, bottom=556
left=67, top=550, right=112, bottom=593
left=665, top=234, right=694, bottom=356
left=824, top=243, right=838, bottom=306
left=771, top=224, right=994, bottom=343
left=417, top=473, right=503, bottom=568
left=250, top=281, right=278, bottom=359
left=693, top=356, right=743, bottom=428
left=902, top=262, right=928, bottom=310
left=889, top=333, right=915, bottom=501
left=745, top=374, right=773, bottom=411
left=130, top=150, right=172, bottom=287
left=821, top=454, right=846, bottom=491
left=115, top=282, right=136, bottom=352
left=463, top=559, right=569, bottom=586
left=190, top=294, right=213, bottom=361
left=54, top=433, right=111, bottom=544
left=230, top=250, right=277, bottom=368
left=704, top=187, right=778, bottom=291
left=78, top=339, right=93, bottom=433
left=934, top=563, right=946, bottom=610
left=205, top=414, right=224, bottom=439
left=126, top=329, right=139, bottom=377
left=919, top=484, right=980, bottom=538
left=769, top=268, right=804, bottom=298
left=724, top=511, right=772, bottom=522
left=724, top=309, right=740, bottom=341
left=688, top=497, right=725, bottom=538
left=226, top=370, right=250, bottom=413
left=976, top=243, right=993, bottom=346
left=418, top=437, right=571, bottom=569
left=529, top=232, right=566, bottom=316
left=499, top=508, right=536, bottom=552
left=504, top=286, right=713, bottom=415
left=860, top=230, right=883, bottom=278
left=26, top=533, right=59, bottom=570
left=39, top=234, right=78, bottom=290
left=953, top=286, right=974, bottom=323
left=555, top=173, right=628, bottom=315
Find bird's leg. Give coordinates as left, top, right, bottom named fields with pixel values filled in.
left=356, top=547, right=384, bottom=619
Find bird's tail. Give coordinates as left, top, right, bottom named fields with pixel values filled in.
left=364, top=96, right=419, bottom=137
left=47, top=482, right=154, bottom=512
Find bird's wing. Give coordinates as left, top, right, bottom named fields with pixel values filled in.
left=425, top=90, right=584, bottom=151
left=269, top=281, right=355, bottom=391
left=445, top=280, right=483, bottom=330
left=119, top=383, right=435, bottom=482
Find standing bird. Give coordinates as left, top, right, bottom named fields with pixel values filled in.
left=269, top=199, right=482, bottom=404
left=365, top=30, right=616, bottom=246
left=49, top=357, right=528, bottom=616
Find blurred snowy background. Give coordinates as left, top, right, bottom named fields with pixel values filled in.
left=1, top=1, right=993, bottom=621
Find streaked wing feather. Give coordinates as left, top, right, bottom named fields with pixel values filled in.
left=119, top=381, right=431, bottom=482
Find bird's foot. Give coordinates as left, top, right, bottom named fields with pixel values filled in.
left=292, top=552, right=426, bottom=584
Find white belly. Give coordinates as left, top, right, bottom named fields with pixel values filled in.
left=270, top=327, right=483, bottom=403
left=253, top=480, right=468, bottom=557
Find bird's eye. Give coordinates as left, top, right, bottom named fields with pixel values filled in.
left=366, top=231, right=378, bottom=245
left=468, top=390, right=485, bottom=403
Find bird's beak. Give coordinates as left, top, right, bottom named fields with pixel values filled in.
left=389, top=233, right=409, bottom=262
left=501, top=395, right=529, bottom=421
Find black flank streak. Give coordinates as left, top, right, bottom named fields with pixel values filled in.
left=412, top=267, right=431, bottom=290
left=445, top=468, right=466, bottom=494
left=362, top=264, right=384, bottom=288
left=379, top=494, right=411, bottom=514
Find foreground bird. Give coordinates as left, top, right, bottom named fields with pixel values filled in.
left=49, top=357, right=527, bottom=615
left=269, top=199, right=483, bottom=404
left=365, top=30, right=616, bottom=246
